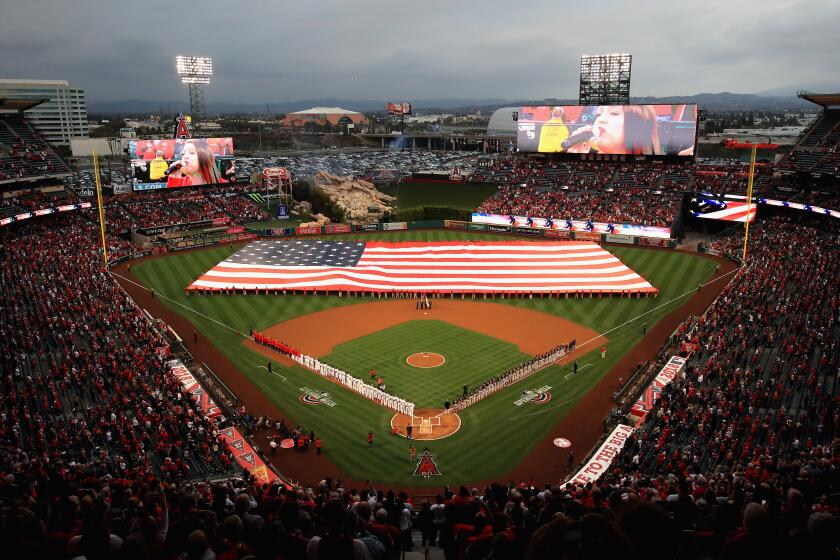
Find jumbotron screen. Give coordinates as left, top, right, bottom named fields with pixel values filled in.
left=516, top=104, right=697, bottom=156
left=129, top=138, right=235, bottom=190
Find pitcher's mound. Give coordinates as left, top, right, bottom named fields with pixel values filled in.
left=391, top=408, right=460, bottom=440
left=407, top=352, right=445, bottom=368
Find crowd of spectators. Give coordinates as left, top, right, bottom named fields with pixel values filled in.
left=0, top=152, right=838, bottom=559
left=0, top=115, right=68, bottom=181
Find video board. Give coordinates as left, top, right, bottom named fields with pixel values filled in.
left=688, top=194, right=757, bottom=222
left=387, top=102, right=412, bottom=115
left=129, top=138, right=235, bottom=190
left=516, top=104, right=697, bottom=156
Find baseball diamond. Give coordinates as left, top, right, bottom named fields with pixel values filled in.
left=123, top=229, right=725, bottom=488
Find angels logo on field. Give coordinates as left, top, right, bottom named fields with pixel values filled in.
left=298, top=387, right=337, bottom=407
left=514, top=385, right=552, bottom=406
left=413, top=449, right=442, bottom=478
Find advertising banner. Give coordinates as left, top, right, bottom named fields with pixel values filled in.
left=383, top=221, right=408, bottom=231
left=295, top=225, right=322, bottom=235
left=467, top=223, right=487, bottom=231
left=487, top=224, right=512, bottom=233
left=515, top=226, right=542, bottom=236
left=168, top=359, right=280, bottom=486
left=472, top=212, right=670, bottom=239
left=0, top=202, right=91, bottom=228
left=324, top=224, right=352, bottom=234
left=517, top=104, right=697, bottom=156
left=226, top=226, right=245, bottom=234
left=112, top=184, right=131, bottom=195
left=355, top=223, right=380, bottom=232
left=129, top=137, right=235, bottom=190
left=543, top=229, right=571, bottom=239
left=387, top=102, right=412, bottom=115
left=639, top=237, right=670, bottom=247
left=574, top=231, right=602, bottom=242
left=629, top=356, right=687, bottom=427
left=443, top=220, right=467, bottom=229
left=606, top=233, right=635, bottom=244
left=567, top=424, right=635, bottom=485
left=721, top=194, right=840, bottom=221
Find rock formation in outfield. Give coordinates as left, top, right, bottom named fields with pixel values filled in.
left=311, top=171, right=394, bottom=223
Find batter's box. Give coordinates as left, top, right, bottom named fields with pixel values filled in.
left=430, top=417, right=441, bottom=426
left=411, top=417, right=424, bottom=427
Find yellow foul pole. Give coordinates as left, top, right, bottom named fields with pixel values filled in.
left=741, top=144, right=757, bottom=262
left=93, top=150, right=109, bottom=268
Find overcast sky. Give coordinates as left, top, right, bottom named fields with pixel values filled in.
left=1, top=0, right=838, bottom=103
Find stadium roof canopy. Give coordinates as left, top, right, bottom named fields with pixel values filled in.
left=0, top=97, right=47, bottom=114
left=288, top=106, right=362, bottom=115
left=487, top=107, right=519, bottom=138
left=797, top=91, right=840, bottom=109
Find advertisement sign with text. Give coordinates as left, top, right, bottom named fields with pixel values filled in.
left=295, top=226, right=321, bottom=235
left=324, top=224, right=352, bottom=234
left=639, top=237, right=670, bottom=247
left=355, top=223, right=380, bottom=232
left=574, top=231, right=602, bottom=242
left=129, top=137, right=235, bottom=190
left=517, top=104, right=697, bottom=156
left=443, top=220, right=467, bottom=229
left=606, top=233, right=635, bottom=244
left=383, top=221, right=408, bottom=231
left=472, top=212, right=670, bottom=239
left=568, top=424, right=635, bottom=485
left=543, top=229, right=571, bottom=239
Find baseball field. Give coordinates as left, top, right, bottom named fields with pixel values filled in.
left=119, top=228, right=725, bottom=488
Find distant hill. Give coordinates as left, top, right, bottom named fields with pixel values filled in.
left=88, top=92, right=817, bottom=116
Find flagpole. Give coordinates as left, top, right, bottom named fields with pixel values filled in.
left=93, top=149, right=109, bottom=268
left=742, top=144, right=757, bottom=262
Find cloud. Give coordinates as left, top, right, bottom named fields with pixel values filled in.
left=0, top=0, right=836, bottom=103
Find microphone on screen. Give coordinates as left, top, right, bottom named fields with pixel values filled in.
left=561, top=129, right=596, bottom=150
left=164, top=161, right=184, bottom=176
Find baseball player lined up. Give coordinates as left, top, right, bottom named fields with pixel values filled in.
left=291, top=352, right=415, bottom=417
left=454, top=339, right=576, bottom=411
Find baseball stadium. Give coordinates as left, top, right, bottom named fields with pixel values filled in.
left=1, top=6, right=839, bottom=559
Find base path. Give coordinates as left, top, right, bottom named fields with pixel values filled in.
left=245, top=299, right=601, bottom=358
left=391, top=408, right=461, bottom=440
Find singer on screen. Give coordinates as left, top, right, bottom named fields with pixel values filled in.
left=566, top=105, right=663, bottom=155
left=166, top=139, right=225, bottom=187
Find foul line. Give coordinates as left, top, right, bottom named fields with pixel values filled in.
left=110, top=271, right=249, bottom=339
left=258, top=365, right=287, bottom=382
left=571, top=267, right=739, bottom=354
left=564, top=362, right=593, bottom=380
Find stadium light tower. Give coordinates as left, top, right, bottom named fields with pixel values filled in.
left=176, top=55, right=213, bottom=123
left=579, top=53, right=631, bottom=105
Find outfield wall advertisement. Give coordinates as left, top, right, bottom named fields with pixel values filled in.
left=472, top=212, right=671, bottom=239
left=516, top=104, right=697, bottom=156
left=129, top=138, right=235, bottom=190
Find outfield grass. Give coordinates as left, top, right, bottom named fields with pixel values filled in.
left=324, top=321, right=529, bottom=408
left=131, top=230, right=716, bottom=486
left=395, top=181, right=498, bottom=210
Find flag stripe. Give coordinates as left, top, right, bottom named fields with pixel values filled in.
left=188, top=240, right=657, bottom=294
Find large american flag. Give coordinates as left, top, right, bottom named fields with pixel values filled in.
left=188, top=240, right=657, bottom=294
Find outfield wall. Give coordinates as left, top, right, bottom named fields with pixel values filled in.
left=251, top=219, right=677, bottom=248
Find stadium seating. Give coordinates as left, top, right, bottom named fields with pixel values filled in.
left=0, top=153, right=838, bottom=560
left=0, top=114, right=70, bottom=181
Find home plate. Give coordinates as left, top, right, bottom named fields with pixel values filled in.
left=553, top=437, right=572, bottom=448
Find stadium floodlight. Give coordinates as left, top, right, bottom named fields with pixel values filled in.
left=176, top=56, right=213, bottom=81
left=579, top=53, right=632, bottom=105
left=175, top=55, right=213, bottom=123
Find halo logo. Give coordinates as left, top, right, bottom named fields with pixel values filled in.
left=514, top=385, right=552, bottom=406
left=298, top=387, right=337, bottom=407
